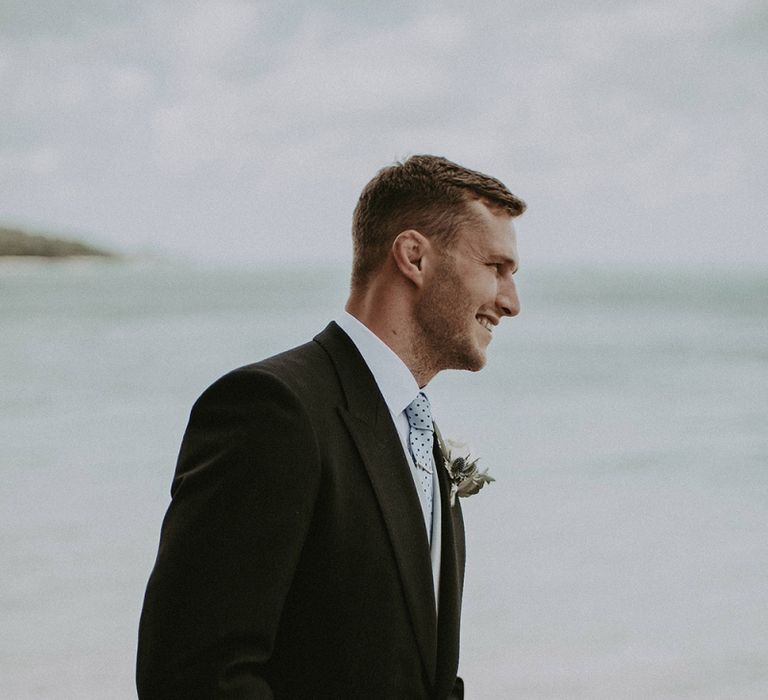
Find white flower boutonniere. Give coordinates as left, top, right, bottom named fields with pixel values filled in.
left=435, top=426, right=495, bottom=506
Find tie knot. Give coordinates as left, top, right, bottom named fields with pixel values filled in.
left=405, top=392, right=433, bottom=431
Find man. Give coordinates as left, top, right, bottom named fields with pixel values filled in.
left=137, top=155, right=525, bottom=699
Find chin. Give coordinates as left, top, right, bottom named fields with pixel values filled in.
left=466, top=356, right=487, bottom=372
left=454, top=346, right=487, bottom=372
left=468, top=339, right=489, bottom=370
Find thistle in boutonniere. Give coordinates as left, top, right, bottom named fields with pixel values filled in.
left=435, top=426, right=495, bottom=506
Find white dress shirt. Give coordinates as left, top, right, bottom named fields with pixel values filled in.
left=335, top=312, right=442, bottom=608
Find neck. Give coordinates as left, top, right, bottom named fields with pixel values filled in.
left=346, top=281, right=437, bottom=387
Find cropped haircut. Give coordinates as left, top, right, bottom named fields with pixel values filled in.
left=351, top=154, right=526, bottom=289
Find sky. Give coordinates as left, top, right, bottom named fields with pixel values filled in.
left=1, top=0, right=766, bottom=267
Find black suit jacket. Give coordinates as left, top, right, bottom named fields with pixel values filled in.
left=137, top=322, right=466, bottom=699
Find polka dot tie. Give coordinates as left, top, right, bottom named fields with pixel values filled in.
left=405, top=392, right=434, bottom=537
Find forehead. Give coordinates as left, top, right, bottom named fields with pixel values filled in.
left=455, top=199, right=518, bottom=258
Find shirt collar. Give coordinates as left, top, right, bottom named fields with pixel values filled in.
left=335, top=311, right=423, bottom=416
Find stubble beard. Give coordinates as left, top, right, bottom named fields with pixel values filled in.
left=413, top=256, right=486, bottom=376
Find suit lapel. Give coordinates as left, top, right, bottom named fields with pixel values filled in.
left=314, top=323, right=438, bottom=685
left=433, top=434, right=465, bottom=698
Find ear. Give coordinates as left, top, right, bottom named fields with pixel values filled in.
left=391, top=229, right=430, bottom=287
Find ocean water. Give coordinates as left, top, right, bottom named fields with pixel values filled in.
left=1, top=260, right=766, bottom=699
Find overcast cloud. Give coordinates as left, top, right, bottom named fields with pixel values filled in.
left=1, top=0, right=766, bottom=266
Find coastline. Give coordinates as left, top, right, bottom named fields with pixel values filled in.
left=0, top=226, right=114, bottom=259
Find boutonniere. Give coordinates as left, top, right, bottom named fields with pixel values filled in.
left=435, top=426, right=495, bottom=506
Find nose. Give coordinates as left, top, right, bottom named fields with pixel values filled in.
left=497, top=276, right=520, bottom=317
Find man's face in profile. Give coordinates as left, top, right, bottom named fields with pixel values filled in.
left=414, top=199, right=520, bottom=373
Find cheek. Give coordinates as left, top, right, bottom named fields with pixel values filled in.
left=469, top=275, right=497, bottom=302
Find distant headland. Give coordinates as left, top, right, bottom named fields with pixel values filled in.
left=0, top=226, right=115, bottom=258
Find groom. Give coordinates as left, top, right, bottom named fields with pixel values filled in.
left=137, top=155, right=525, bottom=699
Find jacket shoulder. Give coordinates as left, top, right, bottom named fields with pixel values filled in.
left=219, top=336, right=337, bottom=401
left=207, top=324, right=354, bottom=410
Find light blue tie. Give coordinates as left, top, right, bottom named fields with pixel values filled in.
left=405, top=392, right=434, bottom=538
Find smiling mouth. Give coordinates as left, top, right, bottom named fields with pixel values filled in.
left=476, top=315, right=493, bottom=332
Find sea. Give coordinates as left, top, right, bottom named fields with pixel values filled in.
left=1, top=260, right=766, bottom=699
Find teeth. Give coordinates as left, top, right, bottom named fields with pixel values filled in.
left=477, top=316, right=492, bottom=331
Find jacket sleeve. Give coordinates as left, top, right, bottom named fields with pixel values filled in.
left=137, top=367, right=322, bottom=699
